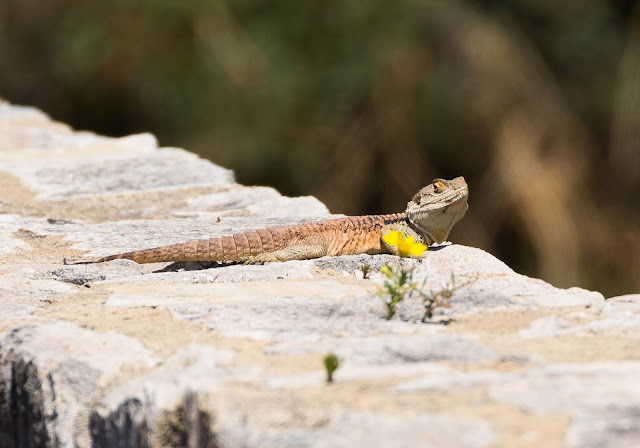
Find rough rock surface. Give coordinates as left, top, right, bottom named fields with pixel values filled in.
left=0, top=100, right=638, bottom=447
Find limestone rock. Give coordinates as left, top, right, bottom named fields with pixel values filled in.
left=1, top=101, right=637, bottom=447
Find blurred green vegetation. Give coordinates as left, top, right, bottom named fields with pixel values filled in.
left=2, top=0, right=639, bottom=296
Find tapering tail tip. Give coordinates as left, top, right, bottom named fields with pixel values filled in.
left=63, top=255, right=119, bottom=265
left=63, top=256, right=86, bottom=265
left=63, top=256, right=99, bottom=265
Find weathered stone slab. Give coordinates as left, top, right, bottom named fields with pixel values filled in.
left=219, top=410, right=497, bottom=448
left=0, top=214, right=30, bottom=256
left=398, top=361, right=640, bottom=447
left=420, top=245, right=604, bottom=309
left=0, top=322, right=160, bottom=447
left=2, top=146, right=234, bottom=200
left=0, top=263, right=77, bottom=330
left=104, top=280, right=373, bottom=307
left=183, top=186, right=329, bottom=218
left=0, top=101, right=637, bottom=447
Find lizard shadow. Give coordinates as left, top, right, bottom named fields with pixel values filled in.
left=153, top=260, right=241, bottom=273
left=425, top=244, right=452, bottom=252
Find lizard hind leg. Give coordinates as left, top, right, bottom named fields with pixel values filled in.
left=244, top=235, right=328, bottom=264
left=243, top=245, right=327, bottom=264
left=381, top=222, right=428, bottom=258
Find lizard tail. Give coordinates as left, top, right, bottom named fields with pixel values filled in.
left=64, top=239, right=216, bottom=264
left=66, top=228, right=287, bottom=264
left=97, top=238, right=221, bottom=263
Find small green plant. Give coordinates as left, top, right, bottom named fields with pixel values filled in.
left=361, top=263, right=371, bottom=279
left=323, top=353, right=340, bottom=383
left=377, top=230, right=428, bottom=319
left=377, top=231, right=475, bottom=321
left=378, top=262, right=418, bottom=319
left=417, top=272, right=476, bottom=322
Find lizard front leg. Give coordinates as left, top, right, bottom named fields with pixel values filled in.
left=380, top=222, right=428, bottom=258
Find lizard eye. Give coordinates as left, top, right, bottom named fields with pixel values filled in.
left=433, top=181, right=446, bottom=194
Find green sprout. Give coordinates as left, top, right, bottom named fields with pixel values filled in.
left=417, top=272, right=476, bottom=322
left=378, top=230, right=427, bottom=319
left=378, top=262, right=418, bottom=319
left=377, top=231, right=475, bottom=321
left=323, top=353, right=340, bottom=383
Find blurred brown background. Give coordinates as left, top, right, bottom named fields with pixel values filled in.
left=2, top=0, right=639, bottom=296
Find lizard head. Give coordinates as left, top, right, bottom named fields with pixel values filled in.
left=406, top=176, right=469, bottom=245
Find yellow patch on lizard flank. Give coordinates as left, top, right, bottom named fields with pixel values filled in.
left=382, top=230, right=428, bottom=257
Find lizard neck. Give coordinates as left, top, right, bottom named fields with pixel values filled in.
left=407, top=201, right=468, bottom=245
left=405, top=216, right=435, bottom=246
